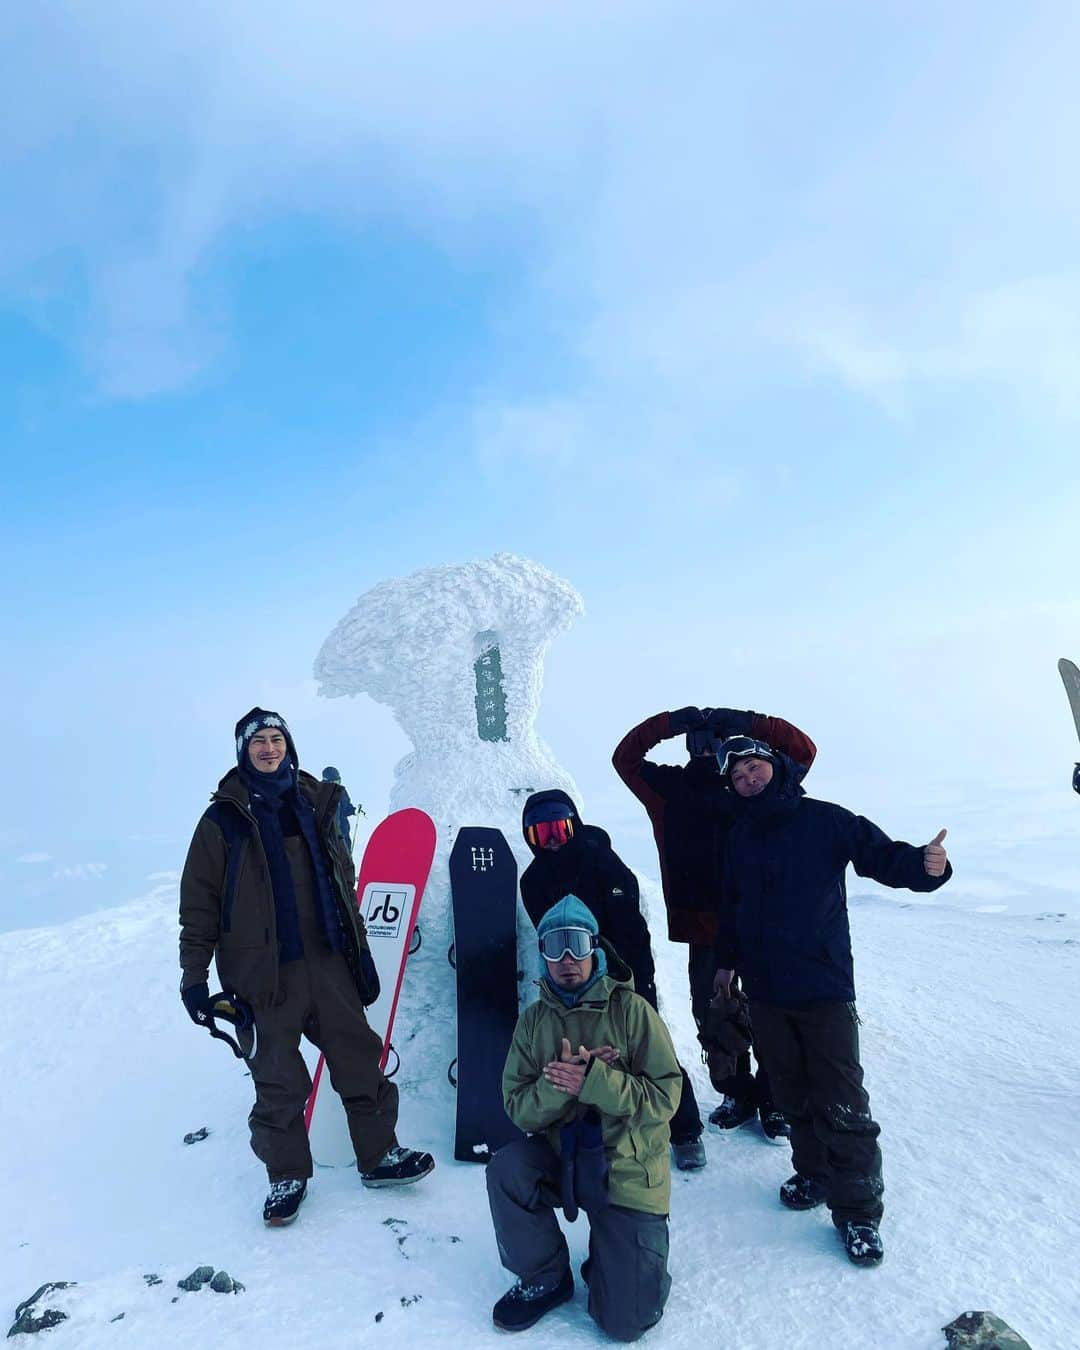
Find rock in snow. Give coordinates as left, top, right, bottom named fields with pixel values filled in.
left=942, top=1310, right=1034, bottom=1348
left=7, top=1282, right=75, bottom=1337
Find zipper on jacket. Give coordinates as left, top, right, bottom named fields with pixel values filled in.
left=213, top=791, right=277, bottom=960
left=221, top=838, right=248, bottom=934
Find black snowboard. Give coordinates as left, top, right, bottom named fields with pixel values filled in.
left=449, top=827, right=523, bottom=1163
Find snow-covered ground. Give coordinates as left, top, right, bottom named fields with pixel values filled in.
left=3, top=861, right=1077, bottom=1349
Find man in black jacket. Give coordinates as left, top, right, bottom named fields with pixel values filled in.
left=714, top=735, right=952, bottom=1267
left=613, top=706, right=816, bottom=1138
left=519, top=790, right=707, bottom=1172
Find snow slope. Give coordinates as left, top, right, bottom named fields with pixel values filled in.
left=2, top=873, right=1077, bottom=1349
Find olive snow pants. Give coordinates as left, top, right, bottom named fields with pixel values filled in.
left=247, top=947, right=398, bottom=1179
left=486, top=1136, right=670, bottom=1343
left=750, top=1000, right=884, bottom=1224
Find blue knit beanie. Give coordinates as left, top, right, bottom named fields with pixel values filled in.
left=537, top=894, right=599, bottom=940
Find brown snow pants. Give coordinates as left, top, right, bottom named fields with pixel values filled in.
left=248, top=944, right=398, bottom=1179
left=750, top=999, right=884, bottom=1225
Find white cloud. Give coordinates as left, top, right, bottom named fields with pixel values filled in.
left=16, top=852, right=52, bottom=864
left=3, top=2, right=1080, bottom=413
left=472, top=398, right=587, bottom=470
left=794, top=274, right=1080, bottom=413
left=52, top=863, right=108, bottom=881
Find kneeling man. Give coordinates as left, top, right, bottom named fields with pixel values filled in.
left=487, top=897, right=681, bottom=1341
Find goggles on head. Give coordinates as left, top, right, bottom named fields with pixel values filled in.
left=526, top=817, right=574, bottom=848
left=716, top=736, right=775, bottom=777
left=538, top=926, right=597, bottom=962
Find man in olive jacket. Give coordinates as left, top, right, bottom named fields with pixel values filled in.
left=180, top=707, right=433, bottom=1226
left=486, top=896, right=681, bottom=1341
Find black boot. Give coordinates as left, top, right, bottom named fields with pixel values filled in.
left=839, top=1220, right=884, bottom=1267
left=360, top=1145, right=435, bottom=1188
left=671, top=1136, right=707, bottom=1170
left=759, top=1107, right=791, bottom=1140
left=263, top=1178, right=307, bottom=1227
left=708, top=1095, right=757, bottom=1131
left=492, top=1269, right=573, bottom=1331
left=779, top=1173, right=826, bottom=1211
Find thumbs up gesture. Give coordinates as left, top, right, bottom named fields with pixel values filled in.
left=923, top=828, right=948, bottom=877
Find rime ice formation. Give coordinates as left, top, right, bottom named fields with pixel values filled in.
left=313, top=554, right=586, bottom=1108
left=314, top=551, right=585, bottom=898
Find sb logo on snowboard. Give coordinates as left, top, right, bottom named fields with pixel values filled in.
left=362, top=883, right=413, bottom=939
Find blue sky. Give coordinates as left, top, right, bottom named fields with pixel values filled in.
left=3, top=2, right=1079, bottom=928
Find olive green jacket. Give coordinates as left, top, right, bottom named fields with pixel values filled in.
left=179, top=768, right=371, bottom=1008
left=502, top=945, right=682, bottom=1215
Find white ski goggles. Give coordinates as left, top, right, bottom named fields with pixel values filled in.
left=716, top=736, right=775, bottom=777
left=538, top=927, right=598, bottom=962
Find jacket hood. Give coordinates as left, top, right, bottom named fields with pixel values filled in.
left=731, top=750, right=807, bottom=817
left=522, top=788, right=584, bottom=854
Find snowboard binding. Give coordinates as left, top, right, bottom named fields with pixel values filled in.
left=205, top=990, right=257, bottom=1060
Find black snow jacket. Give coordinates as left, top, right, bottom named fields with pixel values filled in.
left=519, top=789, right=657, bottom=1006
left=716, top=755, right=953, bottom=1005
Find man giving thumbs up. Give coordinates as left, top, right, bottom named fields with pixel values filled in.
left=713, top=735, right=954, bottom=1270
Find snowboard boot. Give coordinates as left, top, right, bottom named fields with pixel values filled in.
left=492, top=1269, right=573, bottom=1332
left=759, top=1107, right=791, bottom=1141
left=839, top=1220, right=884, bottom=1267
left=708, top=1095, right=757, bottom=1132
left=779, top=1173, right=827, bottom=1211
left=672, top=1136, right=707, bottom=1171
left=263, top=1178, right=307, bottom=1227
left=360, top=1145, right=435, bottom=1189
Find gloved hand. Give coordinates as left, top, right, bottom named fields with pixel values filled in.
left=1073, top=764, right=1080, bottom=796
left=181, top=980, right=213, bottom=1026
left=704, top=707, right=753, bottom=738
left=668, top=706, right=705, bottom=734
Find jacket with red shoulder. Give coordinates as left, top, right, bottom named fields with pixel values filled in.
left=611, top=709, right=816, bottom=945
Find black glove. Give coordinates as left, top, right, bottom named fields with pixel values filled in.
left=1073, top=764, right=1080, bottom=796
left=181, top=980, right=213, bottom=1026
left=668, top=706, right=705, bottom=734
left=705, top=707, right=753, bottom=738
left=358, top=948, right=381, bottom=1008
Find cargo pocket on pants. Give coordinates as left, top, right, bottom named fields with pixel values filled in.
left=635, top=1222, right=671, bottom=1330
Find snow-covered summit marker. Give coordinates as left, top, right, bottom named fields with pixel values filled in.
left=314, top=551, right=584, bottom=915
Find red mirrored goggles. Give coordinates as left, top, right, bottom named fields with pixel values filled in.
left=525, top=817, right=575, bottom=848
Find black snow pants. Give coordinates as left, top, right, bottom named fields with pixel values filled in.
left=636, top=980, right=702, bottom=1144
left=750, top=999, right=884, bottom=1224
left=486, top=1136, right=670, bottom=1343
